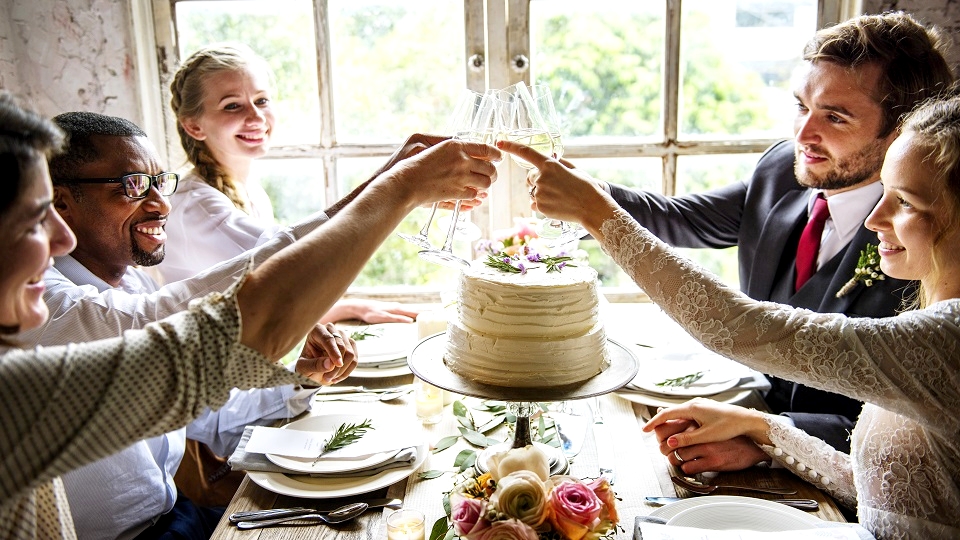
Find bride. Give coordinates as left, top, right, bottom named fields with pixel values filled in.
left=498, top=94, right=960, bottom=538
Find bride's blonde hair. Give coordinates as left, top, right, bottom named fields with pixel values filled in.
left=898, top=90, right=960, bottom=308
left=170, top=43, right=275, bottom=213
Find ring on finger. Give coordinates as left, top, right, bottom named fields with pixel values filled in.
left=334, top=335, right=344, bottom=341
left=673, top=449, right=684, bottom=463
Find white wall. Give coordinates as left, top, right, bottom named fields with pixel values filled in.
left=0, top=0, right=141, bottom=120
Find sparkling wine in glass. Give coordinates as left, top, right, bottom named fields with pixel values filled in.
left=418, top=90, right=496, bottom=269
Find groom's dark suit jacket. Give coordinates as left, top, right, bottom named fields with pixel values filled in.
left=608, top=140, right=914, bottom=452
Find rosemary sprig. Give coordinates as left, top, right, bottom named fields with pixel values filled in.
left=542, top=255, right=575, bottom=273
left=484, top=254, right=523, bottom=274
left=655, top=371, right=705, bottom=388
left=350, top=327, right=381, bottom=341
left=312, top=419, right=374, bottom=464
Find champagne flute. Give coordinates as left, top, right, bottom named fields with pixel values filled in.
left=418, top=90, right=498, bottom=269
left=503, top=83, right=555, bottom=170
left=397, top=90, right=484, bottom=250
left=522, top=83, right=586, bottom=247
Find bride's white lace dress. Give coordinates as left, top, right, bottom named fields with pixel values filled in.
left=599, top=209, right=959, bottom=539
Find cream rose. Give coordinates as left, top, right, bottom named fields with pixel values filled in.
left=489, top=470, right=551, bottom=530
left=487, top=445, right=550, bottom=481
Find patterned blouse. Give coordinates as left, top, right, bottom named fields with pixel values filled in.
left=0, top=279, right=305, bottom=539
left=600, top=209, right=959, bottom=540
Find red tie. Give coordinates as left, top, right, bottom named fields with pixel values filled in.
left=795, top=194, right=830, bottom=291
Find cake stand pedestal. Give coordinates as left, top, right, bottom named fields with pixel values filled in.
left=408, top=333, right=639, bottom=476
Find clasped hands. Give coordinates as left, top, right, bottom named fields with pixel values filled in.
left=642, top=398, right=776, bottom=474
left=294, top=322, right=358, bottom=386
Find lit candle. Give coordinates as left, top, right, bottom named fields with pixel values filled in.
left=414, top=377, right=444, bottom=425
left=387, top=510, right=425, bottom=540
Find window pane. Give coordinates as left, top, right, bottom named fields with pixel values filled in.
left=329, top=0, right=466, bottom=142
left=336, top=158, right=467, bottom=289
left=679, top=0, right=816, bottom=139
left=572, top=158, right=661, bottom=288
left=174, top=0, right=321, bottom=146
left=530, top=0, right=665, bottom=142
left=673, top=153, right=764, bottom=286
left=253, top=158, right=326, bottom=226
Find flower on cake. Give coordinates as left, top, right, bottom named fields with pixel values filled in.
left=477, top=218, right=586, bottom=275
left=443, top=446, right=618, bottom=540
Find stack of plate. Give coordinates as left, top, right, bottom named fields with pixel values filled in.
left=350, top=323, right=419, bottom=378
left=617, top=347, right=764, bottom=408
left=247, top=414, right=427, bottom=498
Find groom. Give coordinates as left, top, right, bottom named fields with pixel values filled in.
left=576, top=12, right=952, bottom=472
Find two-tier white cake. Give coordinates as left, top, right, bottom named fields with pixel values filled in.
left=444, top=260, right=609, bottom=387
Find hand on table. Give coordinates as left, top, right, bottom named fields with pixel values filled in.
left=653, top=417, right=771, bottom=474
left=643, top=398, right=774, bottom=465
left=322, top=299, right=421, bottom=324
left=295, top=323, right=357, bottom=385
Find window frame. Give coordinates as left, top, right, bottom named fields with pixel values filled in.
left=143, top=0, right=857, bottom=301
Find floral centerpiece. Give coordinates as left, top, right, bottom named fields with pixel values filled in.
left=440, top=445, right=618, bottom=540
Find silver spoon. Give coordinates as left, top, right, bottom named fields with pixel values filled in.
left=672, top=475, right=797, bottom=495
left=236, top=501, right=369, bottom=529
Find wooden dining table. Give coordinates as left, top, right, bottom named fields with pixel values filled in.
left=211, top=304, right=848, bottom=539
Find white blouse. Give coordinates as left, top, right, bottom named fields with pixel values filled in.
left=157, top=169, right=280, bottom=283
left=599, top=209, right=959, bottom=539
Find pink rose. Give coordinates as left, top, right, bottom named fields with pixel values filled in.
left=586, top=477, right=618, bottom=525
left=474, top=519, right=539, bottom=540
left=450, top=493, right=491, bottom=539
left=548, top=479, right=603, bottom=540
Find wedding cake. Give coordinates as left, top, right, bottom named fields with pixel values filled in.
left=444, top=260, right=609, bottom=387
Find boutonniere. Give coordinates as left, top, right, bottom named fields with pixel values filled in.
left=836, top=243, right=885, bottom=298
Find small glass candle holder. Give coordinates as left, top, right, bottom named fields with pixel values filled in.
left=414, top=377, right=444, bottom=425
left=387, top=509, right=425, bottom=540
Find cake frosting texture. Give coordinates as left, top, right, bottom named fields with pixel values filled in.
left=444, top=261, right=609, bottom=387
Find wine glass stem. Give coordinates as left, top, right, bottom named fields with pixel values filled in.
left=441, top=200, right=463, bottom=251
left=419, top=202, right=440, bottom=238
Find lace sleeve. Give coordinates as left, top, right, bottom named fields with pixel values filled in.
left=759, top=416, right=857, bottom=508
left=598, top=209, right=960, bottom=434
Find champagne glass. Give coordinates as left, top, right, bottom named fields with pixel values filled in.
left=397, top=90, right=484, bottom=250
left=418, top=90, right=499, bottom=269
left=522, top=83, right=586, bottom=247
left=503, top=83, right=555, bottom=170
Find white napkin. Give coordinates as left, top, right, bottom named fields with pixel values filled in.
left=228, top=425, right=419, bottom=478
left=245, top=423, right=422, bottom=459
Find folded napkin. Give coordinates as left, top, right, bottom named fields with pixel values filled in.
left=634, top=517, right=875, bottom=540
left=228, top=425, right=419, bottom=478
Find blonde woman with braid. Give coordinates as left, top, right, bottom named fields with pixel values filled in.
left=159, top=43, right=419, bottom=324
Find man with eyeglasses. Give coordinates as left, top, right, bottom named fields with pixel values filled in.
left=27, top=112, right=338, bottom=537
left=8, top=110, right=439, bottom=538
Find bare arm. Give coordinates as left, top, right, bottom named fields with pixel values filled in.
left=237, top=139, right=500, bottom=360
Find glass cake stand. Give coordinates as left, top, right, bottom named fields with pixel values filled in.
left=407, top=333, right=639, bottom=476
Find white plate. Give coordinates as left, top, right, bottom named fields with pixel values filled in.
left=630, top=373, right=740, bottom=397
left=627, top=348, right=756, bottom=397
left=249, top=442, right=428, bottom=499
left=616, top=387, right=752, bottom=409
left=351, top=323, right=418, bottom=360
left=650, top=495, right=821, bottom=529
left=348, top=363, right=412, bottom=379
left=265, top=415, right=399, bottom=474
left=668, top=501, right=819, bottom=531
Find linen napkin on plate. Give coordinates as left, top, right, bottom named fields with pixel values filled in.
left=634, top=517, right=875, bottom=540
left=228, top=425, right=419, bottom=478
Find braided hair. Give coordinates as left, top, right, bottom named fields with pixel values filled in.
left=170, top=43, right=274, bottom=213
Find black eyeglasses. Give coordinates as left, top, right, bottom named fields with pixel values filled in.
left=69, top=172, right=179, bottom=199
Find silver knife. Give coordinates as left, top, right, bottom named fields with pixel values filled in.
left=228, top=498, right=402, bottom=523
left=589, top=397, right=615, bottom=484
left=644, top=496, right=819, bottom=511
